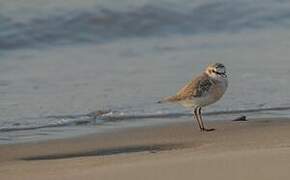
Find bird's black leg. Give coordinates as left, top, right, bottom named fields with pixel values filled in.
left=193, top=107, right=202, bottom=131
left=198, top=107, right=215, bottom=132
left=197, top=107, right=205, bottom=130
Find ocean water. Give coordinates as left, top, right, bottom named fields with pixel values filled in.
left=1, top=0, right=290, bottom=143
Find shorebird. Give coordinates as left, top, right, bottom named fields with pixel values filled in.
left=158, top=63, right=228, bottom=131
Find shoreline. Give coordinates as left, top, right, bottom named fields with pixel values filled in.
left=2, top=105, right=290, bottom=145
left=1, top=117, right=290, bottom=179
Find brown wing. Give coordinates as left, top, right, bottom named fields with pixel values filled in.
left=158, top=73, right=212, bottom=103
left=176, top=73, right=212, bottom=100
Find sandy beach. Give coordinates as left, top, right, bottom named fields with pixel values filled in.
left=1, top=117, right=290, bottom=180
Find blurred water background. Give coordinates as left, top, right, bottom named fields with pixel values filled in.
left=1, top=0, right=290, bottom=143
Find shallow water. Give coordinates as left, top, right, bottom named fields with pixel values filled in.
left=1, top=0, right=290, bottom=144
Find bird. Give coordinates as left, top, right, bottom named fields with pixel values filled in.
left=158, top=63, right=228, bottom=132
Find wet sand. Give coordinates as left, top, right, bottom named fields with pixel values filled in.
left=1, top=118, right=290, bottom=180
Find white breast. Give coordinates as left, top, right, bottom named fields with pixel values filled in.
left=206, top=78, right=228, bottom=105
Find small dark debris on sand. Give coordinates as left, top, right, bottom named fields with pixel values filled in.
left=232, top=116, right=247, bottom=121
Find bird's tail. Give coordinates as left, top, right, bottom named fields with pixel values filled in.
left=157, top=96, right=179, bottom=104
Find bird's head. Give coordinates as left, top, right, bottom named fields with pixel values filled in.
left=205, top=63, right=227, bottom=79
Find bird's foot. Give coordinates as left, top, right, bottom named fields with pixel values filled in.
left=201, top=128, right=215, bottom=132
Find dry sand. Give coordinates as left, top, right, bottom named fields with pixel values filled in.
left=1, top=118, right=290, bottom=180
